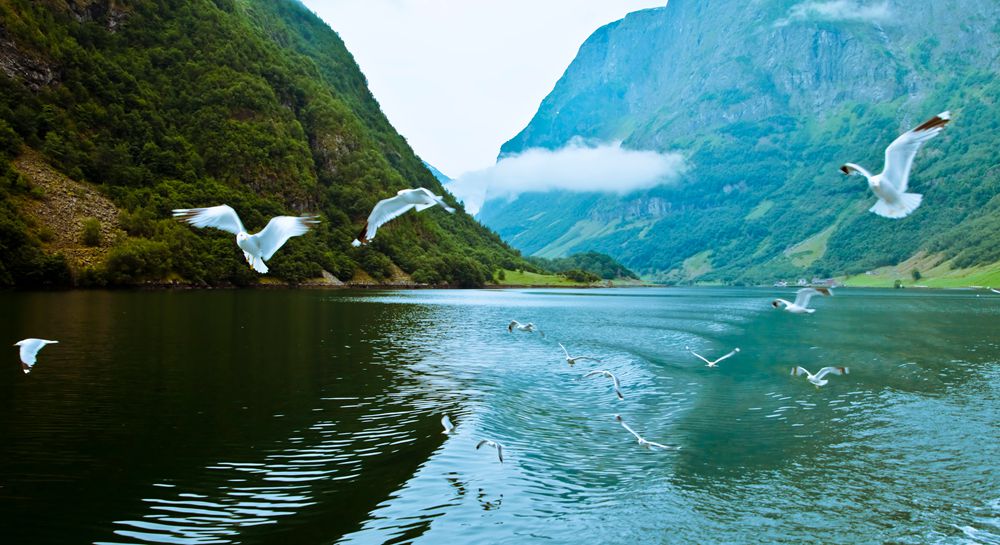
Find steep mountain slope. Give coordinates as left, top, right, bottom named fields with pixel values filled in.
left=0, top=0, right=526, bottom=287
left=481, top=0, right=1000, bottom=283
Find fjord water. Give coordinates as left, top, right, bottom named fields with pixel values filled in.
left=0, top=288, right=996, bottom=544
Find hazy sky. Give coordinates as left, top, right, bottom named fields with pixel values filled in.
left=298, top=0, right=666, bottom=177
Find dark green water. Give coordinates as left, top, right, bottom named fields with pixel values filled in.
left=0, top=288, right=997, bottom=544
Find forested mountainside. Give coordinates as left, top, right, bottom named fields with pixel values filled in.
left=0, top=0, right=528, bottom=287
left=480, top=0, right=1000, bottom=283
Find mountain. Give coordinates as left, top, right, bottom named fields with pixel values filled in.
left=479, top=0, right=1000, bottom=284
left=0, top=0, right=526, bottom=287
left=422, top=162, right=451, bottom=183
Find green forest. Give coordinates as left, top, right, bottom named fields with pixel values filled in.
left=0, top=0, right=533, bottom=288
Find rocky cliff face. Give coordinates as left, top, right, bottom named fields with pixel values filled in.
left=482, top=0, right=1000, bottom=282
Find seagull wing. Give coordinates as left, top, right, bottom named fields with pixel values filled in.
left=645, top=441, right=674, bottom=451
left=362, top=194, right=418, bottom=242
left=476, top=440, right=488, bottom=450
left=714, top=348, right=740, bottom=364
left=814, top=366, right=848, bottom=380
left=689, top=350, right=712, bottom=365
left=559, top=343, right=570, bottom=358
left=496, top=443, right=504, bottom=463
left=793, top=287, right=830, bottom=307
left=414, top=188, right=456, bottom=213
left=18, top=339, right=53, bottom=365
left=608, top=372, right=623, bottom=399
left=790, top=366, right=810, bottom=377
left=582, top=370, right=603, bottom=379
left=882, top=111, right=950, bottom=192
left=173, top=205, right=245, bottom=235
left=253, top=216, right=319, bottom=260
left=619, top=419, right=642, bottom=441
left=441, top=415, right=454, bottom=433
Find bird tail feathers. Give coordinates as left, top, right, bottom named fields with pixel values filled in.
left=252, top=259, right=268, bottom=274
left=870, top=193, right=922, bottom=219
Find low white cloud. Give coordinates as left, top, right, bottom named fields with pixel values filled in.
left=446, top=139, right=687, bottom=215
left=775, top=1, right=891, bottom=27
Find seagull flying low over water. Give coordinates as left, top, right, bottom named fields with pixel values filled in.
left=559, top=343, right=601, bottom=366
left=476, top=440, right=504, bottom=463
left=352, top=188, right=455, bottom=246
left=508, top=320, right=543, bottom=337
left=772, top=287, right=832, bottom=314
left=841, top=111, right=950, bottom=219
left=614, top=414, right=676, bottom=451
left=686, top=346, right=740, bottom=368
left=583, top=370, right=624, bottom=400
left=441, top=415, right=455, bottom=435
left=14, top=338, right=58, bottom=374
left=173, top=205, right=319, bottom=274
left=791, top=366, right=849, bottom=387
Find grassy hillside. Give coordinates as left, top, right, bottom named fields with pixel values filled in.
left=0, top=0, right=528, bottom=287
left=481, top=0, right=1000, bottom=285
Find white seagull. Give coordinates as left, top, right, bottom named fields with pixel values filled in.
left=614, top=414, right=676, bottom=451
left=559, top=343, right=601, bottom=366
left=686, top=346, right=740, bottom=368
left=582, top=370, right=624, bottom=400
left=441, top=415, right=455, bottom=435
left=475, top=440, right=504, bottom=463
left=507, top=320, right=543, bottom=337
left=14, top=338, right=58, bottom=374
left=791, top=366, right=849, bottom=387
left=841, top=111, right=950, bottom=219
left=173, top=205, right=319, bottom=274
left=772, top=287, right=832, bottom=314
left=352, top=188, right=455, bottom=246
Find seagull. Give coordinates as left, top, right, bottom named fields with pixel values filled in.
left=14, top=339, right=58, bottom=374
left=352, top=188, right=455, bottom=246
left=791, top=366, right=849, bottom=387
left=173, top=205, right=319, bottom=274
left=441, top=415, right=455, bottom=435
left=475, top=440, right=504, bottom=463
left=614, top=414, right=676, bottom=450
left=841, top=111, right=950, bottom=219
left=686, top=346, right=740, bottom=368
left=582, top=370, right=624, bottom=400
left=772, top=287, right=832, bottom=314
left=507, top=320, right=543, bottom=337
left=989, top=287, right=1000, bottom=294
left=559, top=343, right=601, bottom=366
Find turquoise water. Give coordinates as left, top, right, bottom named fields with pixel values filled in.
left=0, top=288, right=997, bottom=544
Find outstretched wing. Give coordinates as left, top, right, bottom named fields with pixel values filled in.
left=361, top=194, right=418, bottom=242
left=714, top=348, right=740, bottom=365
left=559, top=343, right=570, bottom=359
left=814, top=366, right=848, bottom=380
left=496, top=443, right=504, bottom=463
left=883, top=111, right=950, bottom=192
left=646, top=441, right=676, bottom=451
left=18, top=339, right=49, bottom=365
left=173, top=205, right=245, bottom=235
left=790, top=366, right=810, bottom=377
left=508, top=320, right=519, bottom=332
left=793, top=287, right=830, bottom=307
left=414, top=188, right=456, bottom=213
left=476, top=440, right=488, bottom=450
left=441, top=415, right=454, bottom=433
left=254, top=216, right=319, bottom=260
left=688, top=349, right=712, bottom=365
left=582, top=370, right=603, bottom=379
left=617, top=418, right=642, bottom=441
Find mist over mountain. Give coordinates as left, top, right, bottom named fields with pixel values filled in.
left=478, top=0, right=1000, bottom=283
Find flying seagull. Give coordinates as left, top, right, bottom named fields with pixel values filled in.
left=507, top=320, right=543, bottom=337
left=614, top=414, right=676, bottom=451
left=441, top=415, right=455, bottom=435
left=173, top=205, right=318, bottom=274
left=772, top=287, right=832, bottom=314
left=582, top=370, right=624, bottom=400
left=14, top=338, right=58, bottom=374
left=476, top=440, right=504, bottom=463
left=841, top=111, right=950, bottom=219
left=791, top=366, right=849, bottom=387
left=989, top=287, right=1000, bottom=294
left=559, top=343, right=601, bottom=366
left=686, top=346, right=740, bottom=368
left=352, top=188, right=455, bottom=246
